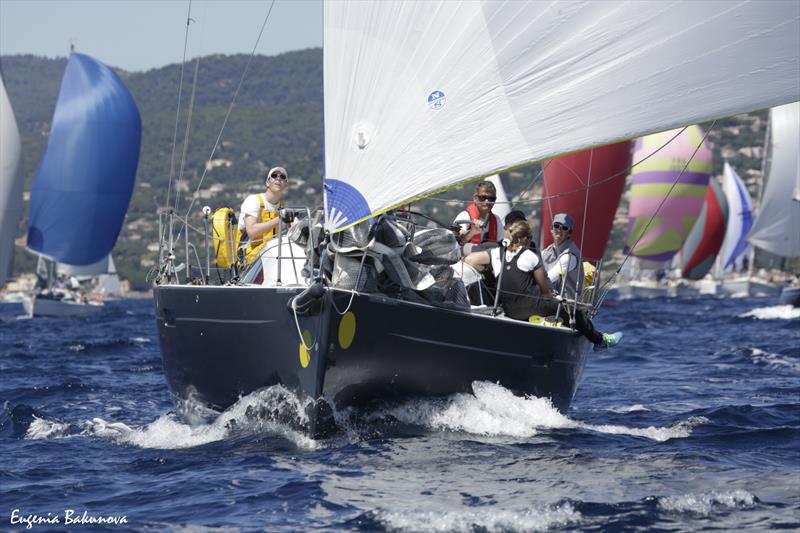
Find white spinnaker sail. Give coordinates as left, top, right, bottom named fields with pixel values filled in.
left=0, top=75, right=24, bottom=286
left=719, top=162, right=754, bottom=272
left=748, top=102, right=800, bottom=257
left=322, top=1, right=800, bottom=231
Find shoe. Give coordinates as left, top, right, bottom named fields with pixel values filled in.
left=594, top=331, right=623, bottom=352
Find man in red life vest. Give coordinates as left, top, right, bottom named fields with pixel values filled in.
left=453, top=181, right=504, bottom=255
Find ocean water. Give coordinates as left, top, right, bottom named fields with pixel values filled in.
left=1, top=296, right=798, bottom=532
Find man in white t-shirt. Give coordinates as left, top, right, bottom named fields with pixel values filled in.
left=238, top=166, right=291, bottom=265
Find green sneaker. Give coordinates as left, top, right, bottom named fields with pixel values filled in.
left=594, top=331, right=623, bottom=352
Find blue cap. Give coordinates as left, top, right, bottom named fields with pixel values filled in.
left=552, top=213, right=574, bottom=231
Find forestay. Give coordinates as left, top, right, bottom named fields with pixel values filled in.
left=747, top=102, right=800, bottom=257
left=322, top=1, right=800, bottom=231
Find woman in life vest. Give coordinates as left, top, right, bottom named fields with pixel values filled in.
left=238, top=166, right=292, bottom=265
left=464, top=219, right=551, bottom=315
left=453, top=181, right=504, bottom=255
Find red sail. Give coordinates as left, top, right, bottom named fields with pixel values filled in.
left=540, top=142, right=630, bottom=262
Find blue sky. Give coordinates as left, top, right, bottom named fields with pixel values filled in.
left=0, top=0, right=323, bottom=72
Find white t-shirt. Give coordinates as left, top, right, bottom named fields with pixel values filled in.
left=453, top=210, right=504, bottom=243
left=489, top=247, right=540, bottom=277
left=238, top=193, right=280, bottom=231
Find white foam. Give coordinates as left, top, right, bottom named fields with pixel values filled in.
left=739, top=305, right=800, bottom=320
left=130, top=336, right=151, bottom=344
left=25, top=385, right=318, bottom=450
left=609, top=404, right=650, bottom=413
left=658, top=489, right=756, bottom=516
left=25, top=416, right=70, bottom=439
left=750, top=347, right=800, bottom=372
left=375, top=503, right=580, bottom=533
left=382, top=382, right=705, bottom=442
left=80, top=385, right=319, bottom=450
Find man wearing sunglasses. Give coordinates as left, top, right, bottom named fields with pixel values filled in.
left=453, top=181, right=504, bottom=255
left=238, top=166, right=292, bottom=265
left=541, top=212, right=622, bottom=350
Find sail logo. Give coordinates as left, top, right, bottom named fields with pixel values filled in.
left=428, top=90, right=446, bottom=110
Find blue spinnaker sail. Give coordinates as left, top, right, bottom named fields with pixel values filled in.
left=27, top=53, right=141, bottom=266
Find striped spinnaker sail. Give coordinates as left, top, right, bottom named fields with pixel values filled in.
left=681, top=178, right=729, bottom=280
left=625, top=126, right=713, bottom=262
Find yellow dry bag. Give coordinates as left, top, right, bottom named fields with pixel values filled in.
left=212, top=207, right=239, bottom=268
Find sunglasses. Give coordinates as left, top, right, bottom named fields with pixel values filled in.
left=476, top=195, right=497, bottom=202
left=270, top=172, right=287, bottom=181
left=552, top=222, right=570, bottom=231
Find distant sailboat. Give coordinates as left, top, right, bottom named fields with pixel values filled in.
left=23, top=53, right=141, bottom=317
left=57, top=254, right=123, bottom=298
left=716, top=161, right=778, bottom=297
left=747, top=102, right=800, bottom=305
left=620, top=125, right=713, bottom=298
left=0, top=74, right=24, bottom=292
left=679, top=177, right=729, bottom=295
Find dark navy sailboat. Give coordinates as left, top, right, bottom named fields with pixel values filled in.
left=153, top=1, right=800, bottom=436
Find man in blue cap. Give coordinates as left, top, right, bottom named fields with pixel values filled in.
left=542, top=212, right=622, bottom=351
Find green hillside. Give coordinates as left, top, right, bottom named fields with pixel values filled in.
left=0, top=50, right=773, bottom=289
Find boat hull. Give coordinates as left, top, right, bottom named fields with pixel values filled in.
left=22, top=294, right=103, bottom=318
left=779, top=286, right=800, bottom=307
left=153, top=285, right=590, bottom=436
left=719, top=278, right=779, bottom=298
left=613, top=282, right=669, bottom=300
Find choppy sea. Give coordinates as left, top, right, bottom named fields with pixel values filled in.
left=1, top=296, right=798, bottom=532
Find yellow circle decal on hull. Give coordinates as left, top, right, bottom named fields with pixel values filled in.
left=299, top=330, right=313, bottom=368
left=338, top=311, right=356, bottom=349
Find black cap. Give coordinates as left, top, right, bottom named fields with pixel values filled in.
left=504, top=210, right=527, bottom=226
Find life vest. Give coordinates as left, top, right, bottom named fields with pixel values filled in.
left=242, top=194, right=285, bottom=266
left=465, top=203, right=498, bottom=244
left=212, top=207, right=239, bottom=268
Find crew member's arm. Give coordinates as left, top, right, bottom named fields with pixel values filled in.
left=244, top=214, right=281, bottom=242
left=459, top=219, right=483, bottom=244
left=533, top=266, right=551, bottom=295
left=464, top=249, right=491, bottom=272
left=546, top=252, right=577, bottom=284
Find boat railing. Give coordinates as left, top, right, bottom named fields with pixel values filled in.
left=153, top=205, right=321, bottom=288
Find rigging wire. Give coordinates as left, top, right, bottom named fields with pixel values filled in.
left=594, top=121, right=718, bottom=309
left=164, top=0, right=194, bottom=213
left=173, top=56, right=201, bottom=217
left=173, top=0, right=277, bottom=246
left=425, top=127, right=690, bottom=208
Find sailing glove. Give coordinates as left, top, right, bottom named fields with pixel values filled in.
left=280, top=209, right=295, bottom=224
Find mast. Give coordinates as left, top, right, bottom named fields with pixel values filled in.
left=747, top=115, right=771, bottom=278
